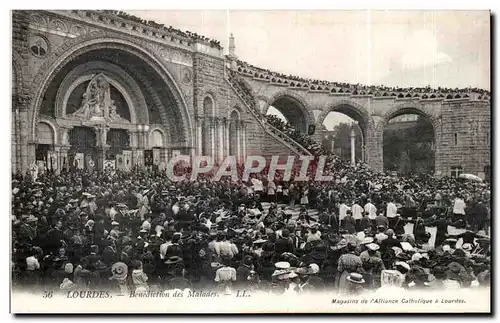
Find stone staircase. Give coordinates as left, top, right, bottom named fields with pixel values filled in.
left=226, top=69, right=312, bottom=157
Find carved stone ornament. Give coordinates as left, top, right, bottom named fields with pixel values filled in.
left=15, top=93, right=34, bottom=108
left=69, top=73, right=128, bottom=123
left=182, top=68, right=193, bottom=85
left=29, top=35, right=49, bottom=58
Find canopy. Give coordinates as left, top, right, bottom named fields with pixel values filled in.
left=458, top=173, right=483, bottom=182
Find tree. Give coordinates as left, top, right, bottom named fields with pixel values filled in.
left=383, top=115, right=434, bottom=174
left=329, top=122, right=362, bottom=162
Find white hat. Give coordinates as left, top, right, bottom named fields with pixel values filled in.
left=308, top=263, right=320, bottom=274
left=362, top=237, right=374, bottom=245
left=367, top=243, right=380, bottom=251
left=111, top=221, right=120, bottom=226
left=411, top=253, right=423, bottom=262
left=461, top=243, right=473, bottom=251
left=395, top=261, right=411, bottom=271
left=400, top=242, right=414, bottom=252
left=275, top=261, right=291, bottom=270
left=60, top=278, right=76, bottom=291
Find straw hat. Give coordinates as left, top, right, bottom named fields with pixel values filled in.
left=367, top=243, right=380, bottom=251
left=461, top=243, right=473, bottom=251
left=275, top=261, right=291, bottom=270
left=347, top=273, right=365, bottom=284
left=111, top=262, right=128, bottom=280
left=165, top=256, right=183, bottom=265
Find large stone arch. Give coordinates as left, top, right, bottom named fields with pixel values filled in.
left=28, top=31, right=194, bottom=149
left=263, top=90, right=314, bottom=133
left=318, top=99, right=370, bottom=131
left=382, top=102, right=440, bottom=133
left=380, top=102, right=442, bottom=174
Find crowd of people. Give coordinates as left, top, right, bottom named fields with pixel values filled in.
left=13, top=65, right=491, bottom=296
left=265, top=115, right=325, bottom=156
left=12, top=146, right=490, bottom=297
left=236, top=60, right=491, bottom=98
left=98, top=10, right=222, bottom=49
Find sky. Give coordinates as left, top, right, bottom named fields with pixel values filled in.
left=128, top=10, right=490, bottom=129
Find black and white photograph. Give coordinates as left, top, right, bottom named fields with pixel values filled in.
left=9, top=8, right=491, bottom=314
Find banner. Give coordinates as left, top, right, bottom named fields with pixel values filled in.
left=74, top=153, right=84, bottom=170
left=48, top=151, right=58, bottom=171
left=85, top=154, right=95, bottom=170
left=37, top=160, right=46, bottom=174
left=136, top=150, right=144, bottom=166
left=145, top=150, right=153, bottom=166
left=153, top=148, right=161, bottom=165
left=122, top=150, right=132, bottom=171
left=116, top=154, right=125, bottom=171
left=104, top=160, right=116, bottom=171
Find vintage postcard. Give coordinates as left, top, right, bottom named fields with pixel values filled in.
left=11, top=9, right=491, bottom=314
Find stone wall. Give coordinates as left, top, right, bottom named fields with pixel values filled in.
left=437, top=101, right=491, bottom=177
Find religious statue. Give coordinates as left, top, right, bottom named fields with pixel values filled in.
left=72, top=74, right=110, bottom=119
left=70, top=74, right=128, bottom=123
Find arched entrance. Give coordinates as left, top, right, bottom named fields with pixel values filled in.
left=29, top=37, right=194, bottom=171
left=265, top=93, right=312, bottom=133
left=319, top=102, right=369, bottom=163
left=383, top=109, right=436, bottom=175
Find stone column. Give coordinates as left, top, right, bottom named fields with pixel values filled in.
left=224, top=118, right=230, bottom=157
left=209, top=117, right=215, bottom=158
left=93, top=124, right=110, bottom=170
left=196, top=116, right=203, bottom=155
left=14, top=94, right=33, bottom=173
left=236, top=122, right=241, bottom=162
left=432, top=117, right=444, bottom=177
left=217, top=118, right=224, bottom=163
left=12, top=105, right=20, bottom=173
left=365, top=115, right=384, bottom=173
left=350, top=127, right=356, bottom=166
left=96, top=146, right=109, bottom=171
left=241, top=121, right=247, bottom=160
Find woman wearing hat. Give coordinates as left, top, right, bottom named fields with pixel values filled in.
left=336, top=242, right=362, bottom=294
left=345, top=273, right=366, bottom=296
left=360, top=243, right=385, bottom=290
